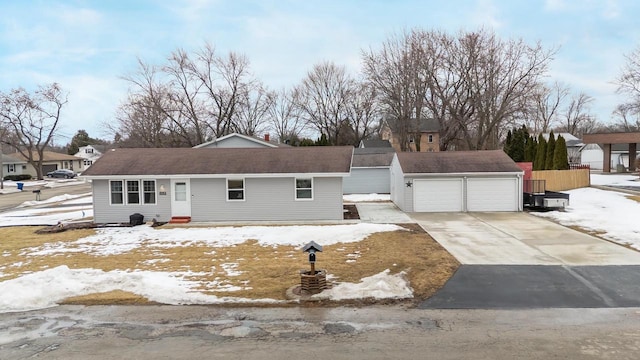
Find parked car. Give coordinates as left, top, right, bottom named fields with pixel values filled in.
left=46, top=169, right=77, bottom=179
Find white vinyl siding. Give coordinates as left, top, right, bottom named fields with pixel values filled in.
left=413, top=179, right=464, bottom=212
left=295, top=178, right=313, bottom=200
left=190, top=177, right=343, bottom=221
left=343, top=168, right=390, bottom=194
left=466, top=178, right=518, bottom=212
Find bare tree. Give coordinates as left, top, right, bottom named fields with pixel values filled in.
left=0, top=83, right=67, bottom=179
left=560, top=92, right=594, bottom=136
left=528, top=82, right=569, bottom=134
left=345, top=81, right=381, bottom=145
left=363, top=28, right=555, bottom=151
left=615, top=45, right=640, bottom=115
left=232, top=84, right=274, bottom=136
left=114, top=43, right=261, bottom=147
left=363, top=30, right=429, bottom=151
left=267, top=88, right=307, bottom=143
left=611, top=104, right=640, bottom=131
left=295, top=61, right=354, bottom=145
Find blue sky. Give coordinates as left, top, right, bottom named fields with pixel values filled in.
left=1, top=0, right=639, bottom=144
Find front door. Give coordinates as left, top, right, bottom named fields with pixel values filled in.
left=171, top=179, right=191, bottom=217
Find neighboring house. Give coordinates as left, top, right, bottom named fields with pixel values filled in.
left=74, top=145, right=106, bottom=172
left=193, top=133, right=287, bottom=149
left=81, top=146, right=353, bottom=223
left=15, top=151, right=84, bottom=177
left=580, top=143, right=640, bottom=170
left=343, top=147, right=395, bottom=194
left=358, top=139, right=392, bottom=149
left=1, top=154, right=28, bottom=177
left=390, top=150, right=523, bottom=212
left=381, top=118, right=440, bottom=153
left=541, top=133, right=584, bottom=164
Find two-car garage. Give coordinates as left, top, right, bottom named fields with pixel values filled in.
left=413, top=177, right=519, bottom=212
left=392, top=151, right=523, bottom=213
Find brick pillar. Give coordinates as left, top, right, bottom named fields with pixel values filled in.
left=630, top=143, right=637, bottom=171
left=603, top=143, right=611, bottom=173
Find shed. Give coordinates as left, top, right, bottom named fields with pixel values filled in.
left=390, top=150, right=523, bottom=212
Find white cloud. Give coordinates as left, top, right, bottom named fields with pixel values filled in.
left=471, top=0, right=503, bottom=29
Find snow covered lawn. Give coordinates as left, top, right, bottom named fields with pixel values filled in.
left=0, top=218, right=457, bottom=313
left=532, top=174, right=640, bottom=250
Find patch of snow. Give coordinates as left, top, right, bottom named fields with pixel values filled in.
left=532, top=187, right=640, bottom=250
left=0, top=206, right=93, bottom=227
left=343, top=193, right=391, bottom=202
left=17, top=193, right=92, bottom=208
left=313, top=270, right=413, bottom=300
left=591, top=174, right=640, bottom=187
left=0, top=265, right=280, bottom=313
left=25, top=223, right=403, bottom=257
left=221, top=263, right=242, bottom=277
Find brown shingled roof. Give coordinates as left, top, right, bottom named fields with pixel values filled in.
left=397, top=150, right=522, bottom=174
left=352, top=152, right=395, bottom=167
left=82, top=146, right=353, bottom=176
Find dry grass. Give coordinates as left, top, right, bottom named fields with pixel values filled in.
left=626, top=195, right=640, bottom=203
left=0, top=224, right=459, bottom=306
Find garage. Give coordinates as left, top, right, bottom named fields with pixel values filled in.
left=467, top=178, right=519, bottom=212
left=344, top=148, right=394, bottom=194
left=42, top=164, right=57, bottom=174
left=390, top=150, right=523, bottom=213
left=414, top=179, right=463, bottom=212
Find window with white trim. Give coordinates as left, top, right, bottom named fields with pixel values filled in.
left=110, top=181, right=124, bottom=204
left=143, top=180, right=156, bottom=204
left=227, top=179, right=244, bottom=200
left=295, top=178, right=313, bottom=200
left=83, top=160, right=93, bottom=166
left=7, top=164, right=15, bottom=173
left=127, top=180, right=140, bottom=204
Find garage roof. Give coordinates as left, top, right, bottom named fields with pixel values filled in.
left=397, top=150, right=523, bottom=174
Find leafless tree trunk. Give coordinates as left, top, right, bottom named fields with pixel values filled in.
left=295, top=61, right=353, bottom=145
left=0, top=83, right=67, bottom=180
left=232, top=85, right=274, bottom=136
left=528, top=82, right=569, bottom=134
left=615, top=45, right=640, bottom=116
left=267, top=88, right=307, bottom=143
left=561, top=92, right=594, bottom=136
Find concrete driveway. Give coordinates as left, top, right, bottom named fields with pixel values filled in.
left=411, top=212, right=640, bottom=265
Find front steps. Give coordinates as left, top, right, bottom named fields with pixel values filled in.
left=169, top=216, right=191, bottom=224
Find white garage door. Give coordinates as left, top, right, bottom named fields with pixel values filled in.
left=414, top=179, right=464, bottom=212
left=467, top=178, right=518, bottom=212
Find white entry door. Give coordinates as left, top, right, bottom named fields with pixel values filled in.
left=171, top=179, right=191, bottom=217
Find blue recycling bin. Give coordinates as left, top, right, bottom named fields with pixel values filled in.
left=16, top=182, right=24, bottom=191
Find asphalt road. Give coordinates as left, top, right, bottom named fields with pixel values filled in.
left=1, top=305, right=640, bottom=359
left=0, top=181, right=92, bottom=212
left=420, top=265, right=640, bottom=309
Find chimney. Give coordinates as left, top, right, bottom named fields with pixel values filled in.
left=264, top=133, right=270, bottom=142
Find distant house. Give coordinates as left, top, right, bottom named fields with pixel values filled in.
left=81, top=146, right=353, bottom=223
left=194, top=133, right=287, bottom=149
left=74, top=145, right=107, bottom=172
left=541, top=133, right=584, bottom=164
left=381, top=118, right=440, bottom=153
left=15, top=151, right=83, bottom=177
left=390, top=150, right=523, bottom=212
left=344, top=147, right=395, bottom=194
left=1, top=154, right=28, bottom=177
left=581, top=143, right=640, bottom=170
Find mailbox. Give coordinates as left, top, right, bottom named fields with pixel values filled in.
left=302, top=241, right=323, bottom=273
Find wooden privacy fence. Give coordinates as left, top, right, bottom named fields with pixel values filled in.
left=531, top=169, right=590, bottom=191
